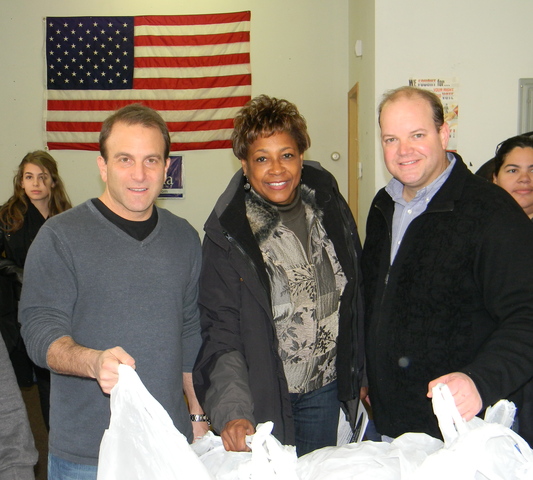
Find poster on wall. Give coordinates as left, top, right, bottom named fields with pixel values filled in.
left=159, top=156, right=183, bottom=199
left=408, top=78, right=459, bottom=152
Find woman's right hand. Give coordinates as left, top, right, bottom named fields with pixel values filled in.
left=221, top=418, right=255, bottom=452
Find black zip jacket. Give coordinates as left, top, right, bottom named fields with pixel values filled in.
left=362, top=154, right=533, bottom=439
left=193, top=161, right=364, bottom=444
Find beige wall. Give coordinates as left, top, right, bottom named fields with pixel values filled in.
left=0, top=0, right=350, bottom=236
left=4, top=1, right=533, bottom=239
left=351, top=0, right=533, bottom=205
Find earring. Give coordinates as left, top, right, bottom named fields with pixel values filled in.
left=243, top=175, right=251, bottom=191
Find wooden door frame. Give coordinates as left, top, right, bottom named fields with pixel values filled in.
left=348, top=83, right=359, bottom=223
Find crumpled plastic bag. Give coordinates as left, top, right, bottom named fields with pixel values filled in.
left=296, top=432, right=442, bottom=480
left=192, top=422, right=299, bottom=480
left=97, top=364, right=212, bottom=480
left=411, top=383, right=533, bottom=480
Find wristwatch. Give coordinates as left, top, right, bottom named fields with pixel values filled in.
left=190, top=414, right=211, bottom=426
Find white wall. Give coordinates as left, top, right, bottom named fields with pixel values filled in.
left=349, top=0, right=375, bottom=232
left=0, top=0, right=350, bottom=236
left=371, top=0, right=533, bottom=191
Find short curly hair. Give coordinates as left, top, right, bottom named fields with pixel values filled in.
left=231, top=95, right=311, bottom=160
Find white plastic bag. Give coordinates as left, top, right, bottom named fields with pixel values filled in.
left=97, top=364, right=212, bottom=480
left=192, top=422, right=299, bottom=480
left=412, top=383, right=533, bottom=480
left=296, top=433, right=442, bottom=480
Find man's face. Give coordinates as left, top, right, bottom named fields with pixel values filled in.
left=97, top=121, right=169, bottom=221
left=380, top=95, right=450, bottom=201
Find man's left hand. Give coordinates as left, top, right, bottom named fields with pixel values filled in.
left=192, top=419, right=210, bottom=442
left=427, top=372, right=482, bottom=421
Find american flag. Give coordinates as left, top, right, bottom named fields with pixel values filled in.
left=45, top=12, right=251, bottom=152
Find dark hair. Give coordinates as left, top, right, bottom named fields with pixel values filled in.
left=493, top=133, right=533, bottom=176
left=378, top=86, right=445, bottom=131
left=99, top=103, right=171, bottom=161
left=0, top=151, right=72, bottom=233
left=231, top=95, right=311, bottom=160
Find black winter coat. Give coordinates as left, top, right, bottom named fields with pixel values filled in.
left=193, top=162, right=365, bottom=444
left=362, top=154, right=533, bottom=439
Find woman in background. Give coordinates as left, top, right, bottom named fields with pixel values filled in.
left=0, top=150, right=72, bottom=430
left=491, top=134, right=533, bottom=448
left=193, top=95, right=365, bottom=456
left=493, top=134, right=533, bottom=219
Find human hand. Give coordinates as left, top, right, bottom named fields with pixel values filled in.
left=192, top=419, right=210, bottom=442
left=360, top=386, right=369, bottom=404
left=94, top=346, right=135, bottom=394
left=221, top=419, right=255, bottom=452
left=427, top=372, right=482, bottom=421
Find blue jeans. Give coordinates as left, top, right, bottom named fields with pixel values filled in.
left=290, top=380, right=340, bottom=456
left=48, top=453, right=97, bottom=480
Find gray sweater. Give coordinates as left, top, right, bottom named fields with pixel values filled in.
left=20, top=200, right=202, bottom=466
left=0, top=335, right=37, bottom=480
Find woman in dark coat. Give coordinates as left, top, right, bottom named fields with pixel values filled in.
left=193, top=95, right=365, bottom=456
left=0, top=150, right=71, bottom=430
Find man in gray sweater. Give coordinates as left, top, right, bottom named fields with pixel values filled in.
left=20, top=104, right=208, bottom=479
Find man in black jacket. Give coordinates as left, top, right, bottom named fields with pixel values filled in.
left=362, top=86, right=533, bottom=439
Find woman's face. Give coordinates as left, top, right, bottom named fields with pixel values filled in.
left=21, top=163, right=54, bottom=205
left=241, top=131, right=303, bottom=205
left=494, top=146, right=533, bottom=218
